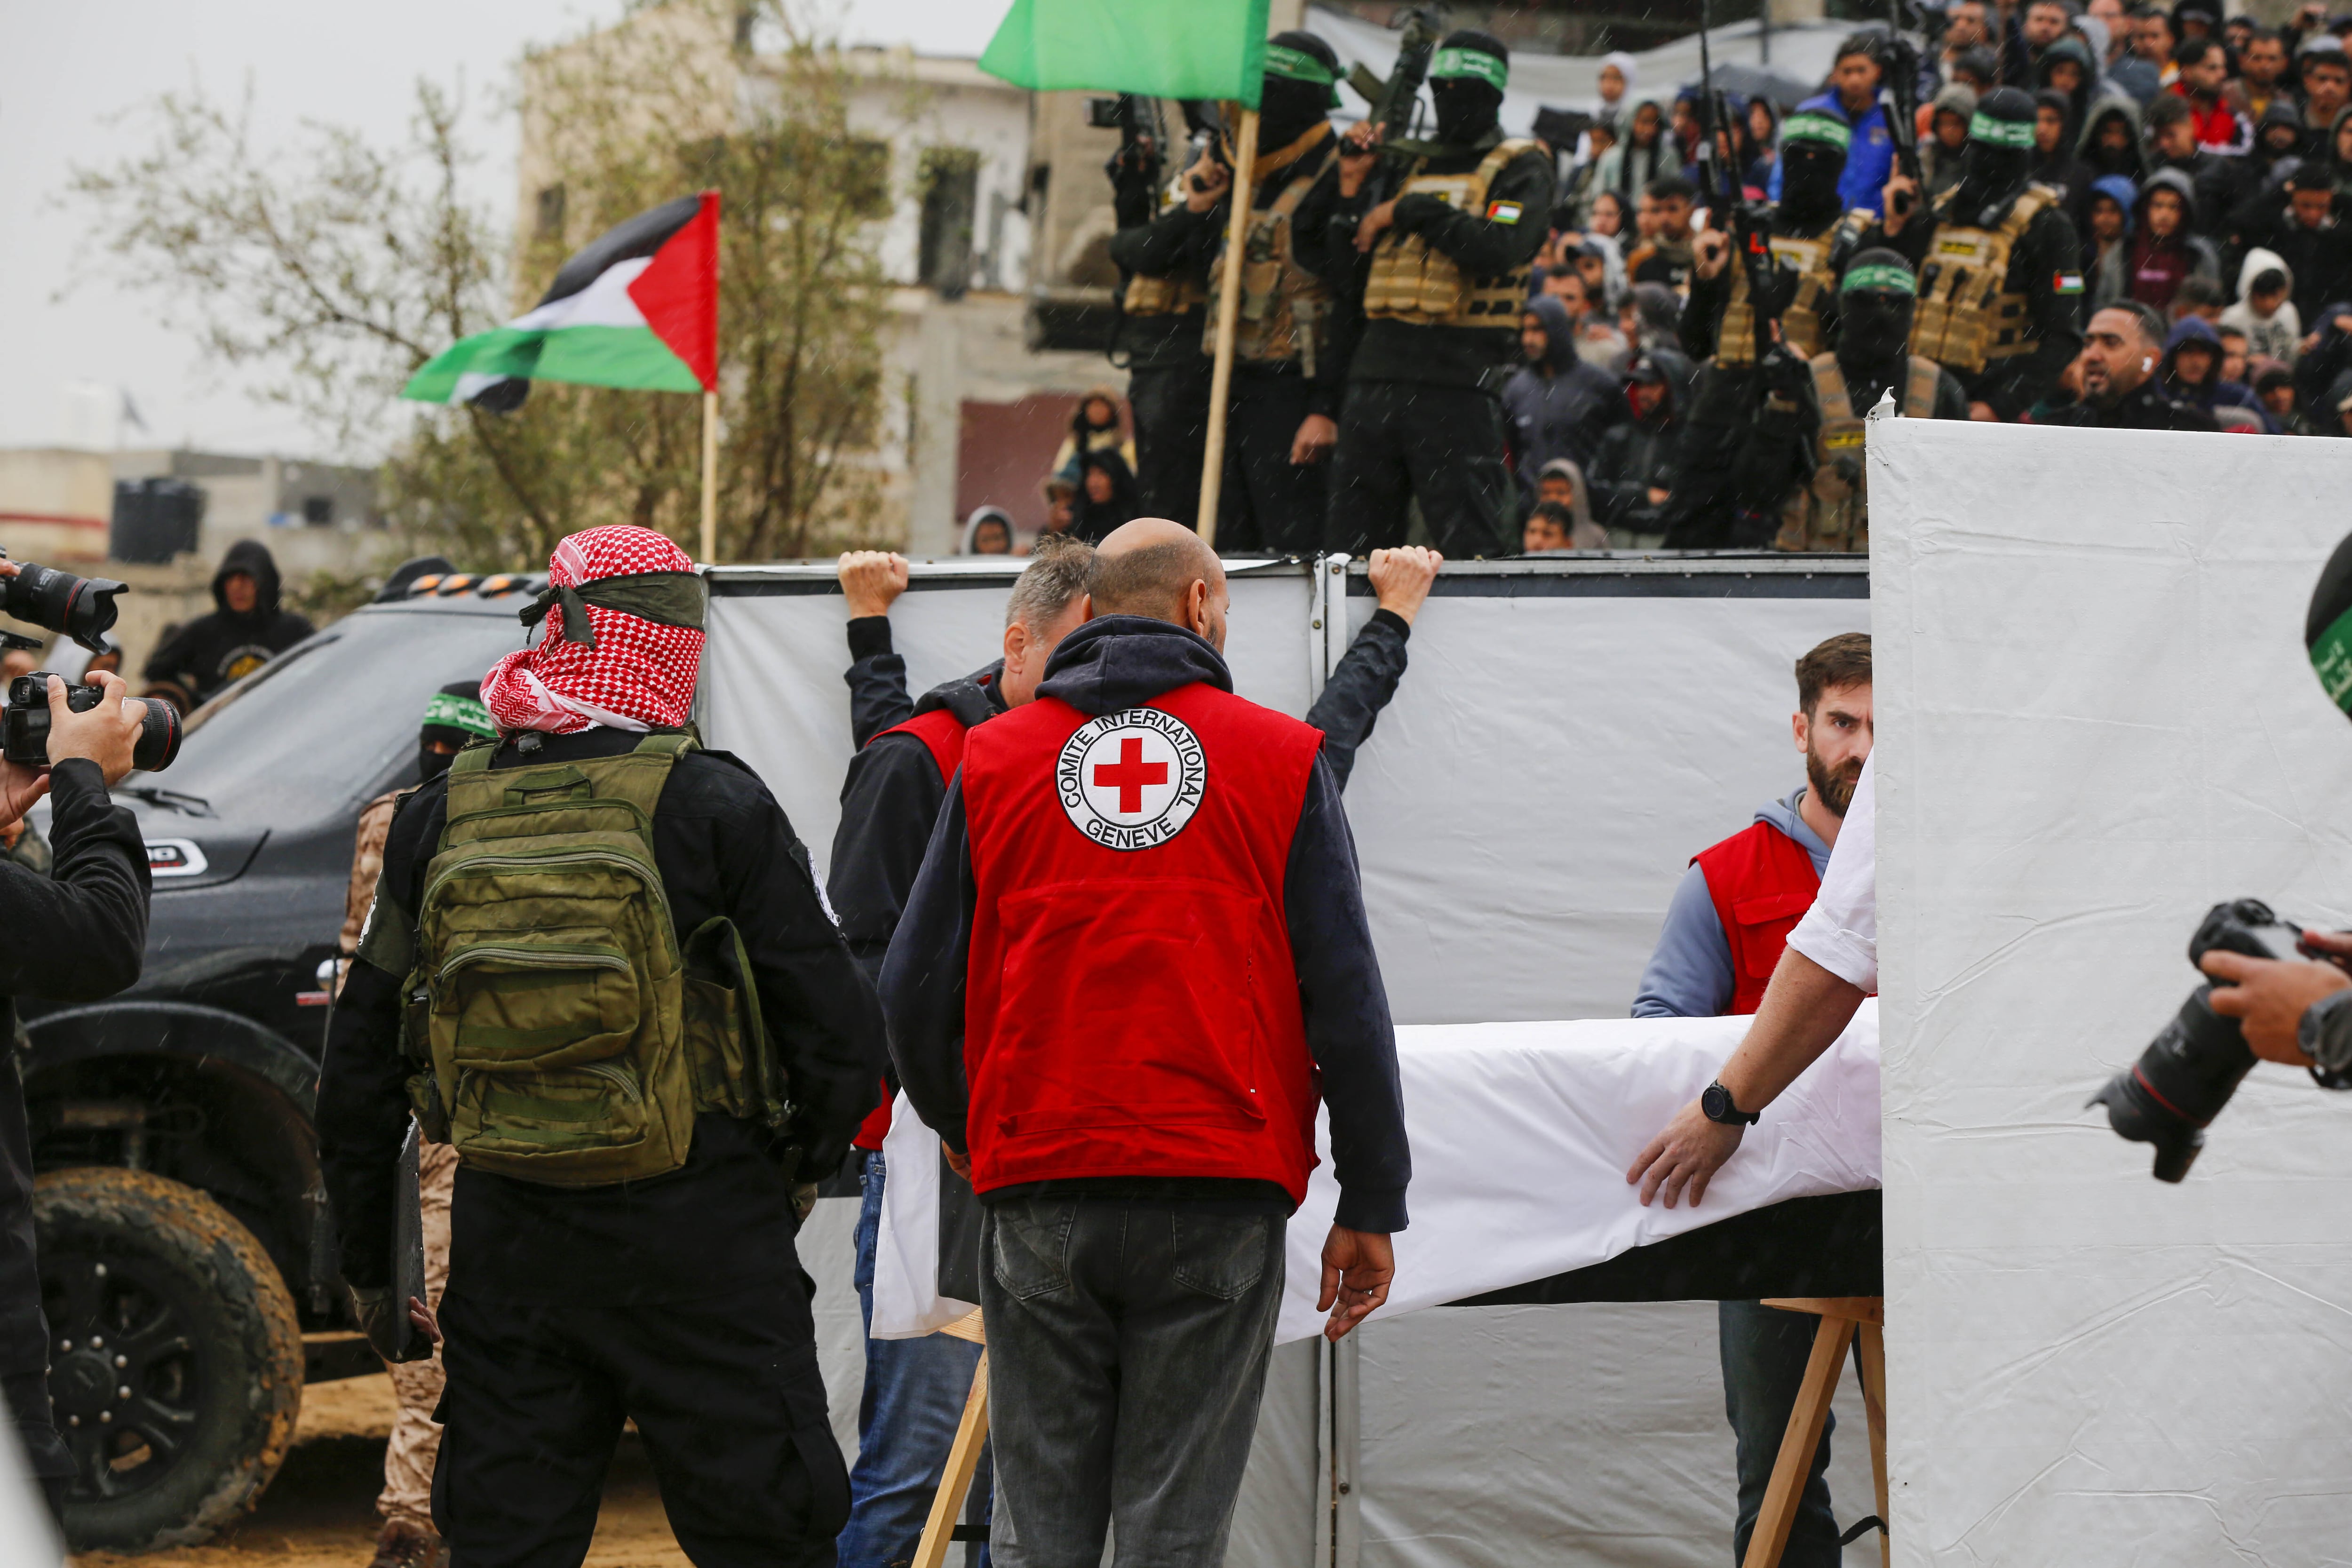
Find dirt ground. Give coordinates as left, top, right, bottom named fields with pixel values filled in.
left=70, top=1374, right=693, bottom=1568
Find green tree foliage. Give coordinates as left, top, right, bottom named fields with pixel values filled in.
left=68, top=0, right=902, bottom=569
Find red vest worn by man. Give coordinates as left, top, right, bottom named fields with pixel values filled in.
left=958, top=681, right=1326, bottom=1199
left=1692, top=821, right=1822, bottom=1015
left=852, top=707, right=980, bottom=1151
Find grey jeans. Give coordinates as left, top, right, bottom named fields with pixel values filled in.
left=979, top=1197, right=1287, bottom=1568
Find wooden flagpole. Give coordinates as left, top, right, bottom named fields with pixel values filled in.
left=699, top=389, right=719, bottom=564
left=1195, top=104, right=1259, bottom=546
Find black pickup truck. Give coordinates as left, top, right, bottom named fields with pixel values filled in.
left=23, top=581, right=535, bottom=1551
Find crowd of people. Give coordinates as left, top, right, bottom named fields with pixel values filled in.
left=951, top=5, right=2352, bottom=565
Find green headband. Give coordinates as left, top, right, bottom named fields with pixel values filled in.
left=1429, top=46, right=1509, bottom=91
left=2313, top=606, right=2352, bottom=715
left=519, top=570, right=707, bottom=651
left=1263, top=43, right=1342, bottom=107
left=1969, top=111, right=2036, bottom=148
left=1842, top=262, right=1918, bottom=296
left=422, top=690, right=496, bottom=739
left=1781, top=112, right=1851, bottom=152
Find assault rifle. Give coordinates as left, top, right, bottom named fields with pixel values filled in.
left=1699, top=2, right=1790, bottom=365
left=1877, top=22, right=1925, bottom=221
left=1091, top=93, right=1168, bottom=206
left=1346, top=7, right=1446, bottom=207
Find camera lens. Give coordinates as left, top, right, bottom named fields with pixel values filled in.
left=2, top=563, right=126, bottom=654
left=132, top=698, right=181, bottom=773
left=2092, top=984, right=2257, bottom=1182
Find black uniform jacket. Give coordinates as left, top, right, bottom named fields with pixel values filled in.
left=318, top=729, right=884, bottom=1305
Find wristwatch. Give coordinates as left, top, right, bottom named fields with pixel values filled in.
left=1701, top=1080, right=1761, bottom=1126
left=2298, top=986, right=2352, bottom=1086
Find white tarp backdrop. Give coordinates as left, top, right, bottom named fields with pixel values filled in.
left=1872, top=419, right=2352, bottom=1563
left=699, top=558, right=1884, bottom=1566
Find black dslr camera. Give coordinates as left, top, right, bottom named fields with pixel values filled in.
left=2090, top=900, right=2319, bottom=1181
left=1, top=554, right=129, bottom=654
left=3, top=673, right=181, bottom=774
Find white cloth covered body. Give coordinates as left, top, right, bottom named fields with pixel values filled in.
left=872, top=1006, right=1882, bottom=1345
left=1789, top=751, right=1879, bottom=991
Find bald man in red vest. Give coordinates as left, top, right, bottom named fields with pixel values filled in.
left=882, top=517, right=1409, bottom=1568
left=1629, top=629, right=1872, bottom=1568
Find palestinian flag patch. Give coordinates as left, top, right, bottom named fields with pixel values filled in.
left=1486, top=199, right=1524, bottom=224
left=2054, top=271, right=2084, bottom=294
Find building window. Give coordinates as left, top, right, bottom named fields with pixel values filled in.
left=918, top=148, right=980, bottom=300
left=302, top=496, right=334, bottom=526
left=535, top=184, right=566, bottom=239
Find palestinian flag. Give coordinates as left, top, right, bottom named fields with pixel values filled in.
left=980, top=0, right=1270, bottom=107
left=403, top=192, right=718, bottom=409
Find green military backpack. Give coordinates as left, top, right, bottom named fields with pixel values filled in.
left=399, top=731, right=790, bottom=1186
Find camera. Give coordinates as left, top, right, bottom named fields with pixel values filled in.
left=2, top=674, right=181, bottom=774
left=2090, top=899, right=2309, bottom=1182
left=1, top=555, right=128, bottom=654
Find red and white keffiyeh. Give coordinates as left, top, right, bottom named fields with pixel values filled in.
left=481, top=526, right=702, bottom=735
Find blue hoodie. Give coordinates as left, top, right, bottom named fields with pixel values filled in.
left=1631, top=787, right=1834, bottom=1019
left=2161, top=315, right=2274, bottom=430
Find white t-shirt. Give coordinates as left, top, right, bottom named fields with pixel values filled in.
left=1787, top=751, right=1877, bottom=991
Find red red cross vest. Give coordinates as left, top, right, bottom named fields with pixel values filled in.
left=958, top=682, right=1325, bottom=1200
left=1692, top=820, right=1822, bottom=1015
left=853, top=707, right=981, bottom=1151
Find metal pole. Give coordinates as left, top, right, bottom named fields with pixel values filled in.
left=700, top=388, right=718, bottom=564
left=1196, top=105, right=1260, bottom=545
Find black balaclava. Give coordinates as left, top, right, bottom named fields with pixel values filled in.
left=1259, top=31, right=1340, bottom=153
left=1836, top=248, right=1920, bottom=368
left=1953, top=87, right=2037, bottom=225
left=419, top=678, right=495, bottom=784
left=1429, top=30, right=1509, bottom=146
left=1776, top=110, right=1852, bottom=230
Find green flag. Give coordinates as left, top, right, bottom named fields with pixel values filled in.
left=979, top=0, right=1271, bottom=109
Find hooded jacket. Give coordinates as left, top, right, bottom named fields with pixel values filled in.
left=2035, top=37, right=2101, bottom=137
left=2161, top=315, right=2273, bottom=426
left=2077, top=97, right=2148, bottom=184
left=880, top=615, right=1411, bottom=1230
left=1633, top=786, right=1831, bottom=1019
left=1922, top=83, right=1980, bottom=205
left=2225, top=175, right=2352, bottom=326
left=1502, top=294, right=1630, bottom=491
left=2029, top=87, right=2098, bottom=226
left=2222, top=245, right=2304, bottom=363
left=2124, top=167, right=2220, bottom=310
left=2085, top=172, right=2141, bottom=308
left=141, top=539, right=315, bottom=709
left=1588, top=365, right=1680, bottom=535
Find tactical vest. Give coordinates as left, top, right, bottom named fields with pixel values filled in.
left=1777, top=353, right=1942, bottom=554
left=1122, top=167, right=1210, bottom=318
left=1692, top=821, right=1823, bottom=1014
left=1204, top=145, right=1341, bottom=374
left=402, top=732, right=785, bottom=1186
left=957, top=685, right=1324, bottom=1200
left=1715, top=210, right=1876, bottom=369
left=1363, top=138, right=1542, bottom=329
left=1909, top=185, right=2055, bottom=375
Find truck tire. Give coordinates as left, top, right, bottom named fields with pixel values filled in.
left=35, top=1166, right=305, bottom=1552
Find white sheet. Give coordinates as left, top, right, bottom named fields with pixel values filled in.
left=1872, top=418, right=2352, bottom=1563
left=871, top=1007, right=1882, bottom=1345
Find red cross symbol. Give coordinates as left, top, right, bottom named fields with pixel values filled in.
left=1092, top=735, right=1168, bottom=814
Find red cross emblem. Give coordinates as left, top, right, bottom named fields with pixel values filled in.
left=1092, top=736, right=1168, bottom=814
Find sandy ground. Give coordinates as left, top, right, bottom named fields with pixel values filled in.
left=69, top=1374, right=692, bottom=1568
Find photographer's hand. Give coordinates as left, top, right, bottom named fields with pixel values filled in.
left=43, top=673, right=145, bottom=787
left=0, top=757, right=49, bottom=832
left=2201, top=949, right=2347, bottom=1066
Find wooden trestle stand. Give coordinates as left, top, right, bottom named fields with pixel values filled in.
left=909, top=1309, right=991, bottom=1568
left=1741, top=1297, right=1888, bottom=1568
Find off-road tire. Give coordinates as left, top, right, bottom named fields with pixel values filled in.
left=35, top=1166, right=304, bottom=1552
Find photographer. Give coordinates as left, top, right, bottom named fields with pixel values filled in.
left=0, top=660, right=154, bottom=1528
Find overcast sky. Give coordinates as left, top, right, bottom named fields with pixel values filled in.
left=2, top=0, right=1000, bottom=461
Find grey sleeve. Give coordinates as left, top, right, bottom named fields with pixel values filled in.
left=1630, top=863, right=1737, bottom=1019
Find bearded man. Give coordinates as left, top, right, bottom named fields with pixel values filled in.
left=1629, top=630, right=1874, bottom=1568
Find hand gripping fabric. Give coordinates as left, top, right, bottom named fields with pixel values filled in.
left=404, top=732, right=790, bottom=1186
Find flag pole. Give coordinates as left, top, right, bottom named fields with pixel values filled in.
left=699, top=388, right=718, bottom=564
left=1195, top=105, right=1259, bottom=547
